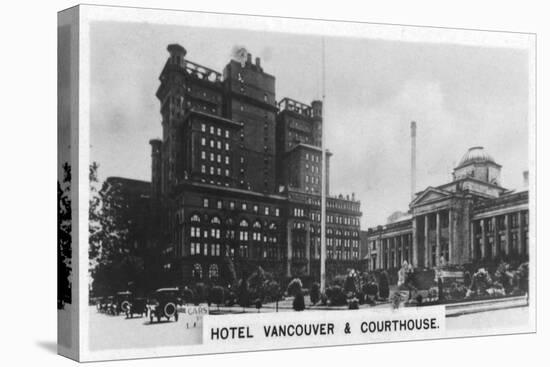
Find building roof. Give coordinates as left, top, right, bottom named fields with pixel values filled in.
left=456, top=146, right=497, bottom=168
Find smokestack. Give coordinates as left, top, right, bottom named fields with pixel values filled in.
left=411, top=121, right=417, bottom=201
left=523, top=170, right=529, bottom=188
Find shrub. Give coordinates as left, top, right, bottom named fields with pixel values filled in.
left=310, top=282, right=321, bottom=305
left=287, top=278, right=303, bottom=297
left=293, top=291, right=305, bottom=311
left=181, top=288, right=195, bottom=304
left=379, top=272, right=390, bottom=300
left=210, top=286, right=225, bottom=309
left=238, top=278, right=250, bottom=308
left=348, top=297, right=359, bottom=310
left=344, top=274, right=357, bottom=295
left=255, top=298, right=262, bottom=312
left=194, top=283, right=207, bottom=305
left=326, top=285, right=347, bottom=306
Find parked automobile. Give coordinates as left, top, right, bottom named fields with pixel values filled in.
left=113, top=291, right=133, bottom=316
left=126, top=297, right=148, bottom=318
left=147, top=288, right=180, bottom=323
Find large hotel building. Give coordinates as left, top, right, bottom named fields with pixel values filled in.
left=148, top=44, right=362, bottom=285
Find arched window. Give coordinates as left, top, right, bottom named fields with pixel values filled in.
left=209, top=264, right=219, bottom=279
left=192, top=263, right=202, bottom=279
left=239, top=219, right=249, bottom=227
left=269, top=222, right=277, bottom=231
left=190, top=214, right=201, bottom=223
left=211, top=216, right=221, bottom=225
left=253, top=221, right=262, bottom=229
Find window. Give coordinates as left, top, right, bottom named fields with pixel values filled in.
left=217, top=154, right=221, bottom=163
left=201, top=137, right=206, bottom=146
left=275, top=208, right=280, bottom=217
left=201, top=165, right=206, bottom=174
left=217, top=128, right=221, bottom=136
left=210, top=153, right=215, bottom=162
left=253, top=205, right=259, bottom=213
left=210, top=139, right=215, bottom=148
left=201, top=123, right=206, bottom=132
left=225, top=156, right=230, bottom=164
left=264, top=206, right=270, bottom=216
left=229, top=201, right=235, bottom=210
left=210, top=126, right=214, bottom=134
left=203, top=198, right=209, bottom=208
left=225, top=142, right=229, bottom=151
left=210, top=166, right=215, bottom=175
left=217, top=141, right=222, bottom=150
left=192, top=264, right=202, bottom=279
left=225, top=130, right=229, bottom=138
left=216, top=201, right=222, bottom=209
left=209, top=264, right=219, bottom=279
left=242, top=203, right=247, bottom=211
left=201, top=151, right=206, bottom=160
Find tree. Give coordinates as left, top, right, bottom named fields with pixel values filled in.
left=58, top=162, right=72, bottom=309
left=88, top=164, right=146, bottom=296
left=265, top=280, right=281, bottom=312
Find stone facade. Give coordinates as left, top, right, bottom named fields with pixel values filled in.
left=362, top=147, right=529, bottom=271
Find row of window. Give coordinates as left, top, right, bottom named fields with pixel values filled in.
left=201, top=123, right=230, bottom=138
left=203, top=198, right=280, bottom=216
left=201, top=151, right=231, bottom=165
left=200, top=137, right=230, bottom=151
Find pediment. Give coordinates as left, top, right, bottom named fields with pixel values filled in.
left=411, top=187, right=451, bottom=207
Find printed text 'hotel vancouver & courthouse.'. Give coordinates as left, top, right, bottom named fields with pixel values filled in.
left=108, top=44, right=528, bottom=287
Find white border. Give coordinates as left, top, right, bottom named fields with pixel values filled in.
left=77, top=4, right=536, bottom=361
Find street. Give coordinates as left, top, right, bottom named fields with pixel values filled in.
left=88, top=306, right=202, bottom=351
left=88, top=302, right=530, bottom=351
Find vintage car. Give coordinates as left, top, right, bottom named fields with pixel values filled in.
left=126, top=297, right=148, bottom=318
left=147, top=288, right=180, bottom=323
left=113, top=291, right=133, bottom=316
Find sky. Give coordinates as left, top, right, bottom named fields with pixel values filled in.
left=90, top=21, right=530, bottom=228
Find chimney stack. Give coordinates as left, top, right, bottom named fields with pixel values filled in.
left=411, top=121, right=417, bottom=201
left=246, top=53, right=252, bottom=65
left=523, top=170, right=529, bottom=188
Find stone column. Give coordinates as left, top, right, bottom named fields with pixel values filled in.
left=480, top=219, right=486, bottom=259
left=412, top=217, right=419, bottom=267
left=392, top=237, right=397, bottom=268
left=305, top=223, right=311, bottom=275
left=424, top=215, right=429, bottom=268
left=518, top=211, right=525, bottom=255
left=492, top=217, right=498, bottom=258
left=504, top=214, right=510, bottom=256
left=286, top=220, right=293, bottom=277
left=469, top=221, right=475, bottom=261
left=448, top=209, right=453, bottom=263
left=436, top=211, right=441, bottom=266
left=400, top=235, right=405, bottom=265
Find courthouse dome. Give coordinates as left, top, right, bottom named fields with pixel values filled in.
left=457, top=146, right=496, bottom=168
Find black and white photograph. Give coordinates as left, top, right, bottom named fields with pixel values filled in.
left=55, top=4, right=536, bottom=362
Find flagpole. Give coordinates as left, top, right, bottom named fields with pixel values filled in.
left=320, top=37, right=327, bottom=294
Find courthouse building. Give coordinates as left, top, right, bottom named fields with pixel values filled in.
left=148, top=44, right=362, bottom=285
left=362, top=146, right=529, bottom=271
